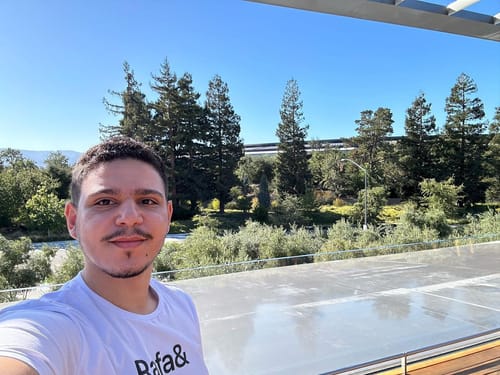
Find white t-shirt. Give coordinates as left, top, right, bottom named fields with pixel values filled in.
left=0, top=273, right=209, bottom=374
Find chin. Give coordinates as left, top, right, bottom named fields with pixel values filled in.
left=104, top=263, right=151, bottom=279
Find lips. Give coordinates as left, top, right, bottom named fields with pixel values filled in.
left=109, top=236, right=147, bottom=249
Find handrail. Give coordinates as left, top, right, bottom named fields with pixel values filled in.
left=1, top=236, right=499, bottom=298
left=321, top=327, right=500, bottom=375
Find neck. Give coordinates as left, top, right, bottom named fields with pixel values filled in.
left=81, top=266, right=158, bottom=314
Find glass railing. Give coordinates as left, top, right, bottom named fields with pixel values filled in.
left=321, top=327, right=500, bottom=375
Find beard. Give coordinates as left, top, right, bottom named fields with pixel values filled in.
left=102, top=259, right=153, bottom=279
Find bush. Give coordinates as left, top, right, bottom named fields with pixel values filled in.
left=0, top=235, right=54, bottom=301
left=50, top=246, right=83, bottom=285
left=272, top=193, right=311, bottom=227
left=462, top=210, right=500, bottom=238
left=154, top=241, right=182, bottom=278
left=382, top=223, right=439, bottom=253
left=252, top=204, right=269, bottom=223
left=209, top=198, right=220, bottom=211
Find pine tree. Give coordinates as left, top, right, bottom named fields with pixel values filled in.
left=150, top=58, right=180, bottom=202
left=347, top=107, right=394, bottom=189
left=398, top=93, right=438, bottom=199
left=257, top=174, right=271, bottom=210
left=442, top=73, right=487, bottom=204
left=352, top=108, right=394, bottom=170
left=483, top=107, right=500, bottom=202
left=205, top=75, right=243, bottom=213
left=175, top=73, right=209, bottom=211
left=101, top=61, right=151, bottom=141
left=275, top=79, right=310, bottom=196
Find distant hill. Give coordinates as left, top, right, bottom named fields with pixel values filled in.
left=0, top=149, right=81, bottom=167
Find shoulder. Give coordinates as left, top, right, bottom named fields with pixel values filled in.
left=151, top=279, right=199, bottom=318
left=0, top=300, right=84, bottom=375
left=0, top=299, right=83, bottom=341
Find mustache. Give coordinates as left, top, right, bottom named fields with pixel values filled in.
left=102, top=228, right=153, bottom=242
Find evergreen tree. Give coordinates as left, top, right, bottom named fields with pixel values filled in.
left=483, top=107, right=500, bottom=202
left=441, top=73, right=487, bottom=204
left=175, top=73, right=210, bottom=211
left=257, top=174, right=271, bottom=210
left=101, top=61, right=152, bottom=142
left=275, top=79, right=310, bottom=196
left=204, top=75, right=243, bottom=213
left=398, top=93, right=438, bottom=199
left=347, top=107, right=394, bottom=189
left=150, top=58, right=180, bottom=201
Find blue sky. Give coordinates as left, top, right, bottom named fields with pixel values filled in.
left=1, top=0, right=499, bottom=152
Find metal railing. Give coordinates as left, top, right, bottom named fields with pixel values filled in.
left=320, top=327, right=500, bottom=375
left=1, top=236, right=499, bottom=303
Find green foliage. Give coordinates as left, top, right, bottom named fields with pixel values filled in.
left=441, top=73, right=487, bottom=204
left=483, top=107, right=500, bottom=203
left=192, top=213, right=224, bottom=232
left=252, top=204, right=269, bottom=224
left=275, top=79, right=310, bottom=196
left=50, top=246, right=84, bottom=284
left=205, top=74, right=244, bottom=213
left=164, top=226, right=244, bottom=279
left=272, top=193, right=311, bottom=227
left=347, top=107, right=394, bottom=184
left=398, top=93, right=438, bottom=199
left=350, top=186, right=388, bottom=225
left=461, top=210, right=500, bottom=237
left=0, top=155, right=57, bottom=228
left=383, top=223, right=439, bottom=250
left=18, top=184, right=66, bottom=236
left=398, top=202, right=451, bottom=237
left=0, top=235, right=53, bottom=301
left=236, top=156, right=275, bottom=185
left=379, top=205, right=404, bottom=224
left=101, top=61, right=151, bottom=141
left=420, top=178, right=462, bottom=215
left=309, top=147, right=345, bottom=196
left=208, top=198, right=220, bottom=211
left=235, top=195, right=252, bottom=212
left=154, top=241, right=181, bottom=277
left=320, top=219, right=359, bottom=253
left=44, top=151, right=72, bottom=199
left=257, top=174, right=271, bottom=210
left=155, top=208, right=498, bottom=281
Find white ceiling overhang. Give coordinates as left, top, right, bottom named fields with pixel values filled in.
left=246, top=0, right=500, bottom=41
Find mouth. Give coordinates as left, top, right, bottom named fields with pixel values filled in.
left=103, top=229, right=153, bottom=249
left=108, top=236, right=148, bottom=249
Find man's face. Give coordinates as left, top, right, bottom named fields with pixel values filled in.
left=65, top=158, right=172, bottom=279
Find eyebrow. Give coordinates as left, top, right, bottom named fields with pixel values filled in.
left=88, top=188, right=165, bottom=199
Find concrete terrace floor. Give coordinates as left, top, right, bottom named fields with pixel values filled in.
left=172, top=241, right=500, bottom=375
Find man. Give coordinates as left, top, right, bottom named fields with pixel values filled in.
left=0, top=137, right=209, bottom=374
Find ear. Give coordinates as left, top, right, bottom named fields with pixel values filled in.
left=165, top=200, right=173, bottom=233
left=65, top=201, right=78, bottom=240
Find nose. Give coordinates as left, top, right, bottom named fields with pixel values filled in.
left=116, top=199, right=143, bottom=226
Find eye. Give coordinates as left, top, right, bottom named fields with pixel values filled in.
left=96, top=199, right=114, bottom=206
left=141, top=198, right=157, bottom=205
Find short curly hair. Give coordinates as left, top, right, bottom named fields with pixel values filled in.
left=70, top=136, right=168, bottom=205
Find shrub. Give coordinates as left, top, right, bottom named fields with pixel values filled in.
left=318, top=219, right=358, bottom=257
left=50, top=246, right=83, bottom=285
left=252, top=204, right=269, bottom=223
left=272, top=193, right=311, bottom=227
left=209, top=198, right=220, bottom=211
left=462, top=210, right=500, bottom=238
left=0, top=235, right=54, bottom=301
